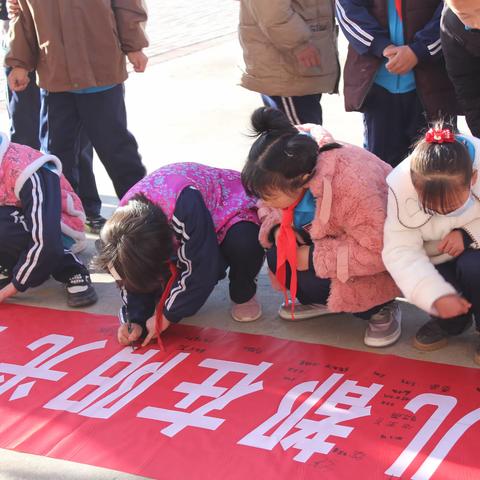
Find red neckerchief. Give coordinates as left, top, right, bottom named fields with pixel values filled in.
left=275, top=195, right=303, bottom=320
left=395, top=0, right=402, bottom=20
left=154, top=261, right=178, bottom=351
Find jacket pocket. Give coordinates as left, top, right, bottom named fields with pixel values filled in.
left=283, top=26, right=338, bottom=78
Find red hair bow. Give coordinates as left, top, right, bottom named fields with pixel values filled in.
left=425, top=128, right=455, bottom=144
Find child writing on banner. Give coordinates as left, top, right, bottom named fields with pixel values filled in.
left=0, top=133, right=97, bottom=307
left=95, top=163, right=265, bottom=347
left=382, top=124, right=480, bottom=363
left=242, top=107, right=401, bottom=347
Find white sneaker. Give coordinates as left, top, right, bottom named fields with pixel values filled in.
left=278, top=301, right=331, bottom=321
left=364, top=302, right=402, bottom=347
left=231, top=296, right=262, bottom=322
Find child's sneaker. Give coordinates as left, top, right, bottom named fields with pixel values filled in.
left=364, top=302, right=401, bottom=347
left=85, top=215, right=107, bottom=235
left=231, top=296, right=262, bottom=322
left=65, top=272, right=98, bottom=307
left=278, top=301, right=331, bottom=321
left=414, top=315, right=472, bottom=351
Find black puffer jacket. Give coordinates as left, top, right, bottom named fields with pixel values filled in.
left=441, top=7, right=480, bottom=137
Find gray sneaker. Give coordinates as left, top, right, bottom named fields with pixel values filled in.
left=364, top=302, right=402, bottom=347
left=278, top=301, right=332, bottom=321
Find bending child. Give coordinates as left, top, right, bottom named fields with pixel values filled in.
left=0, top=133, right=97, bottom=306
left=96, top=163, right=265, bottom=347
left=242, top=107, right=401, bottom=347
left=382, top=124, right=480, bottom=363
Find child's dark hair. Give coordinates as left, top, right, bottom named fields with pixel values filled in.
left=94, top=195, right=174, bottom=293
left=241, top=107, right=341, bottom=198
left=410, top=121, right=473, bottom=213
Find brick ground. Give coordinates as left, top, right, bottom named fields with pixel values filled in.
left=143, top=0, right=239, bottom=60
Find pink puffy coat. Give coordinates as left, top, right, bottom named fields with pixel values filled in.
left=259, top=125, right=400, bottom=313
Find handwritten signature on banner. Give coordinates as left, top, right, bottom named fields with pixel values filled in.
left=0, top=326, right=479, bottom=480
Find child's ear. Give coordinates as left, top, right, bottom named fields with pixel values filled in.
left=471, top=169, right=478, bottom=186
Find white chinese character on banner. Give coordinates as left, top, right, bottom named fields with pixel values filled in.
left=0, top=334, right=105, bottom=401
left=0, top=326, right=7, bottom=333
left=45, top=349, right=189, bottom=418
left=385, top=393, right=480, bottom=480
left=138, top=359, right=272, bottom=437
left=239, top=374, right=382, bottom=462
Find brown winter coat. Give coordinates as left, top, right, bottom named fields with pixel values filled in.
left=5, top=0, right=148, bottom=92
left=238, top=0, right=340, bottom=97
left=343, top=0, right=460, bottom=119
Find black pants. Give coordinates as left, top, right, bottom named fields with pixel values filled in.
left=362, top=84, right=427, bottom=168
left=125, top=221, right=265, bottom=323
left=5, top=67, right=101, bottom=217
left=266, top=246, right=385, bottom=319
left=0, top=206, right=87, bottom=286
left=434, top=250, right=480, bottom=333
left=40, top=84, right=146, bottom=199
left=261, top=94, right=323, bottom=125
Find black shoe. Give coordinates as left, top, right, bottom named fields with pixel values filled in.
left=85, top=215, right=107, bottom=235
left=414, top=315, right=473, bottom=352
left=65, top=272, right=98, bottom=307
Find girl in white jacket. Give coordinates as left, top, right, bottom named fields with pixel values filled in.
left=382, top=124, right=480, bottom=363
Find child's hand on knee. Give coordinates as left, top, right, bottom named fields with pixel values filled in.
left=433, top=294, right=471, bottom=318
left=438, top=231, right=465, bottom=257
left=0, top=283, right=18, bottom=304
left=141, top=314, right=171, bottom=347
left=117, top=322, right=142, bottom=345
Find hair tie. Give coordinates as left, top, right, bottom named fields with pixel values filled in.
left=425, top=128, right=455, bottom=144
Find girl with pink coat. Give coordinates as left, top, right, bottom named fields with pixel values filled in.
left=242, top=107, right=401, bottom=347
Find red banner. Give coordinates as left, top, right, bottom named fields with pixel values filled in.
left=0, top=304, right=479, bottom=479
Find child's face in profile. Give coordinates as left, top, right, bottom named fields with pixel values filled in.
left=261, top=187, right=306, bottom=209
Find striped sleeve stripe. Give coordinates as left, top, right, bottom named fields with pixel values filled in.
left=335, top=1, right=373, bottom=47
left=427, top=38, right=441, bottom=51
left=16, top=173, right=44, bottom=285
left=172, top=215, right=190, bottom=241
left=165, top=242, right=192, bottom=310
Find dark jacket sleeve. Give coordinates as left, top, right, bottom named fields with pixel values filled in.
left=441, top=8, right=480, bottom=137
left=12, top=167, right=65, bottom=292
left=162, top=187, right=225, bottom=323
left=335, top=0, right=391, bottom=57
left=409, top=4, right=443, bottom=62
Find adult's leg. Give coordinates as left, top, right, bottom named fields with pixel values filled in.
left=262, top=94, right=322, bottom=124
left=76, top=127, right=102, bottom=219
left=76, top=85, right=146, bottom=199
left=362, top=84, right=409, bottom=167
left=40, top=90, right=82, bottom=191
left=5, top=67, right=41, bottom=149
left=220, top=222, right=264, bottom=304
left=402, top=89, right=428, bottom=157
